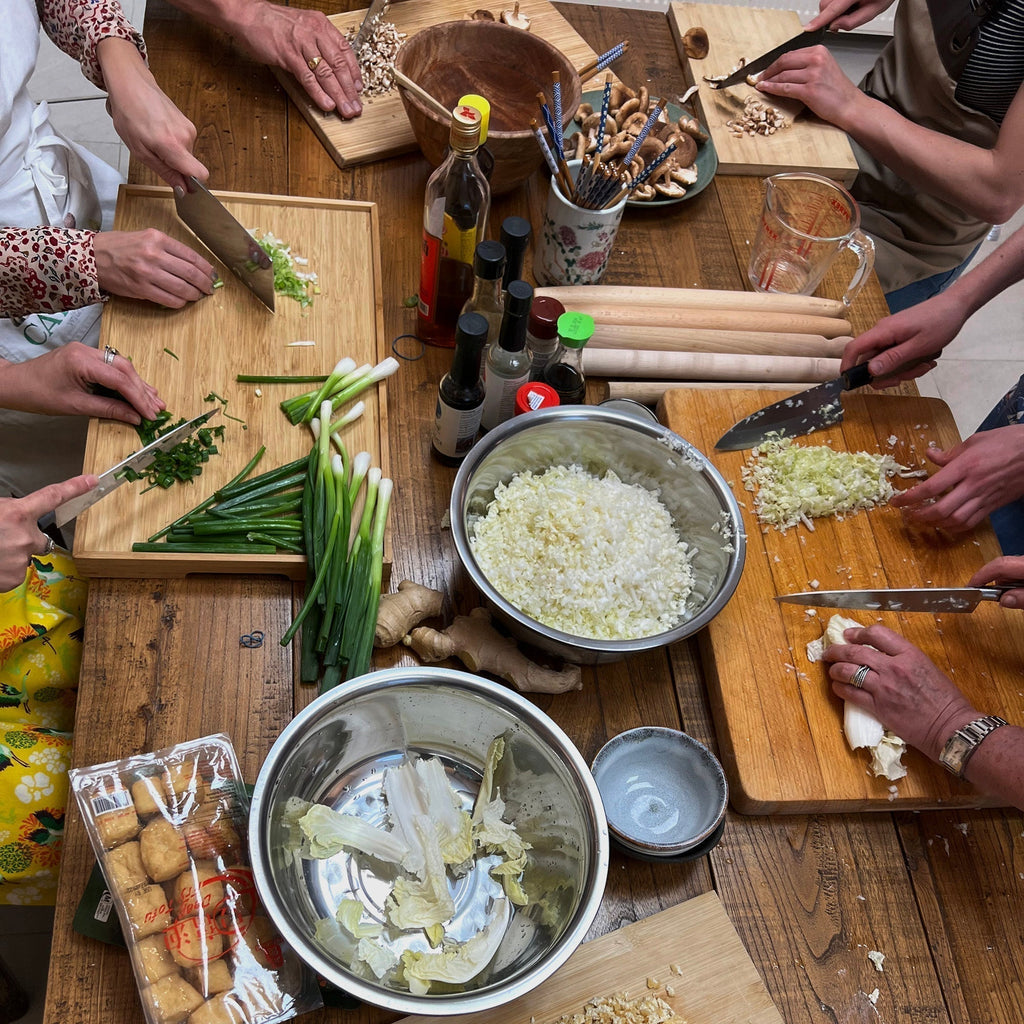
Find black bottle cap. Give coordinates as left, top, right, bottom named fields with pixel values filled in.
left=456, top=310, right=490, bottom=344
left=473, top=239, right=506, bottom=280
left=500, top=281, right=533, bottom=352
left=500, top=216, right=532, bottom=251
left=506, top=280, right=534, bottom=316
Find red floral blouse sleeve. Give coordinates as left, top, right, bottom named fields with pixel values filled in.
left=0, top=228, right=104, bottom=317
left=39, top=0, right=147, bottom=89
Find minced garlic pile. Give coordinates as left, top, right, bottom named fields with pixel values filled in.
left=549, top=992, right=686, bottom=1024
left=469, top=464, right=696, bottom=640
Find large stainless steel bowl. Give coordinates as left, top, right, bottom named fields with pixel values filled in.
left=249, top=668, right=609, bottom=1015
left=451, top=407, right=746, bottom=664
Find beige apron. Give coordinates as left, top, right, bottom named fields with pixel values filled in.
left=852, top=0, right=1002, bottom=293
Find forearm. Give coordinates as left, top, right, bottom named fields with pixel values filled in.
left=958, top=726, right=1024, bottom=811
left=40, top=0, right=146, bottom=89
left=939, top=224, right=1024, bottom=322
left=0, top=227, right=103, bottom=317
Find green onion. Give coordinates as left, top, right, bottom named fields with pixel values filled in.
left=280, top=357, right=399, bottom=425
left=163, top=347, right=179, bottom=360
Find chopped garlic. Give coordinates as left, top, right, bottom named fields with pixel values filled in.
left=867, top=950, right=885, bottom=972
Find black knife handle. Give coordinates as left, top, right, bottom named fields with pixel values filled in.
left=842, top=361, right=872, bottom=390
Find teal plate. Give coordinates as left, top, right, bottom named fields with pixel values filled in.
left=565, top=91, right=718, bottom=208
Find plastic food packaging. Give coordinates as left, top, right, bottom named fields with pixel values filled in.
left=69, top=734, right=322, bottom=1024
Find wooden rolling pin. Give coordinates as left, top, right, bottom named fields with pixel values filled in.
left=536, top=285, right=850, bottom=319
left=586, top=324, right=848, bottom=357
left=604, top=380, right=807, bottom=404
left=583, top=348, right=841, bottom=381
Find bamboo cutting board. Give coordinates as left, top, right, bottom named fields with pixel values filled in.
left=668, top=3, right=859, bottom=183
left=276, top=0, right=600, bottom=168
left=660, top=388, right=1024, bottom=814
left=72, top=185, right=389, bottom=580
left=393, top=893, right=783, bottom=1024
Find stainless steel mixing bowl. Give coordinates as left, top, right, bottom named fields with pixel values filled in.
left=450, top=406, right=746, bottom=664
left=249, top=668, right=609, bottom=1015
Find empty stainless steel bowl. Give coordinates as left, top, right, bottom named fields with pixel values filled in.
left=248, top=668, right=609, bottom=1015
left=450, top=406, right=746, bottom=664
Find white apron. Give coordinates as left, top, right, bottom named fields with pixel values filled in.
left=1, top=0, right=125, bottom=500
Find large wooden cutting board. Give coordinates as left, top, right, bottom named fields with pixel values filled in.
left=660, top=388, right=1024, bottom=814
left=276, top=0, right=600, bottom=168
left=668, top=3, right=859, bottom=183
left=394, top=892, right=783, bottom=1024
left=72, top=185, right=389, bottom=580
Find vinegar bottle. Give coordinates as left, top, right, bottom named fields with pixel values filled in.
left=543, top=311, right=594, bottom=405
left=459, top=240, right=506, bottom=349
left=417, top=106, right=491, bottom=347
left=480, top=279, right=533, bottom=431
left=432, top=311, right=490, bottom=465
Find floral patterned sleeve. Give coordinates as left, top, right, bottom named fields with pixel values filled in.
left=40, top=0, right=147, bottom=90
left=0, top=227, right=103, bottom=317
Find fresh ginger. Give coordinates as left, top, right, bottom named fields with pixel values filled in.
left=375, top=580, right=445, bottom=648
left=404, top=607, right=582, bottom=694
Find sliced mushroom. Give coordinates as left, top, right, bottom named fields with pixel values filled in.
left=655, top=180, right=688, bottom=199
left=500, top=1, right=530, bottom=29
left=670, top=164, right=699, bottom=186
left=683, top=27, right=710, bottom=60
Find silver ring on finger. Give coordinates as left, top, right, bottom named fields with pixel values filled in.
left=42, top=536, right=56, bottom=556
left=851, top=664, right=870, bottom=689
left=103, top=345, right=118, bottom=365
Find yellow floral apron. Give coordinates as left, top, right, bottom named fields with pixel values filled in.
left=0, top=549, right=85, bottom=905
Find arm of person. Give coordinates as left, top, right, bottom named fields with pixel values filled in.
left=825, top=624, right=1024, bottom=810
left=165, top=0, right=363, bottom=118
left=804, top=0, right=898, bottom=33
left=968, top=555, right=1024, bottom=609
left=755, top=56, right=1024, bottom=227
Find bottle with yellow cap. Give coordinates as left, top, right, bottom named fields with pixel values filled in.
left=458, top=94, right=494, bottom=180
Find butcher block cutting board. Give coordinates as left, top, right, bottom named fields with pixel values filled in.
left=660, top=388, right=1024, bottom=814
left=72, top=185, right=389, bottom=580
left=668, top=3, right=859, bottom=183
left=276, top=0, right=600, bottom=169
left=393, top=892, right=783, bottom=1024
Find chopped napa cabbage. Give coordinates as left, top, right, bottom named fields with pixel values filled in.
left=473, top=796, right=530, bottom=861
left=425, top=922, right=444, bottom=948
left=400, top=898, right=509, bottom=995
left=313, top=915, right=357, bottom=962
left=489, top=852, right=529, bottom=905
left=356, top=937, right=400, bottom=979
left=386, top=816, right=455, bottom=930
left=472, top=735, right=505, bottom=824
left=299, top=803, right=409, bottom=864
left=336, top=898, right=383, bottom=939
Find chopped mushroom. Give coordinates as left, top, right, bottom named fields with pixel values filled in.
left=500, top=1, right=531, bottom=29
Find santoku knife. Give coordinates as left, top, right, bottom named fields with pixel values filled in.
left=352, top=0, right=387, bottom=51
left=706, top=26, right=827, bottom=90
left=54, top=409, right=220, bottom=528
left=776, top=586, right=1021, bottom=613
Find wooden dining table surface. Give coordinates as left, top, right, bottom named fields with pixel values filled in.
left=44, top=3, right=1024, bottom=1023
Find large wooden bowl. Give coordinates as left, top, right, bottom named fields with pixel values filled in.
left=394, top=20, right=581, bottom=195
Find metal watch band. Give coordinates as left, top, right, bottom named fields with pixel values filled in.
left=940, top=715, right=1008, bottom=779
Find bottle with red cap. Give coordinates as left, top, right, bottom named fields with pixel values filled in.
left=525, top=295, right=565, bottom=381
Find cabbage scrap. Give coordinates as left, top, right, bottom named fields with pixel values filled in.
left=298, top=803, right=409, bottom=863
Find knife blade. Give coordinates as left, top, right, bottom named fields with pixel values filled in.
left=174, top=177, right=275, bottom=311
left=54, top=409, right=220, bottom=528
left=706, top=26, right=827, bottom=90
left=352, top=0, right=387, bottom=52
left=714, top=361, right=872, bottom=451
left=776, top=586, right=1020, bottom=613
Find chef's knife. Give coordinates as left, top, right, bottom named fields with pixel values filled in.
left=54, top=409, right=220, bottom=528
left=706, top=26, right=827, bottom=89
left=173, top=177, right=275, bottom=311
left=352, top=0, right=387, bottom=51
left=776, top=586, right=1021, bottom=613
left=714, top=361, right=871, bottom=450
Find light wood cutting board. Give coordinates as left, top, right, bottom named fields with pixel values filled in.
left=393, top=892, right=783, bottom=1024
left=668, top=3, right=859, bottom=183
left=276, top=0, right=600, bottom=168
left=72, top=185, right=389, bottom=580
left=660, top=387, right=1024, bottom=814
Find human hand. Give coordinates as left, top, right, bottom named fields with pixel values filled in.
left=0, top=476, right=97, bottom=593
left=824, top=624, right=978, bottom=760
left=754, top=46, right=862, bottom=128
left=890, top=425, right=1024, bottom=533
left=0, top=342, right=164, bottom=424
left=94, top=229, right=217, bottom=308
left=805, top=0, right=897, bottom=32
left=968, top=555, right=1024, bottom=609
left=231, top=2, right=363, bottom=118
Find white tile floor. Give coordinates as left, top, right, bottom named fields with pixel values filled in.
left=5, top=14, right=1024, bottom=1024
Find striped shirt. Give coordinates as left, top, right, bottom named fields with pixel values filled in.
left=957, top=0, right=1024, bottom=123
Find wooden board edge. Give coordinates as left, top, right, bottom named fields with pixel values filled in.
left=73, top=551, right=306, bottom=580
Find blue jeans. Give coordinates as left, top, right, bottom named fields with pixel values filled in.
left=977, top=373, right=1024, bottom=556
left=883, top=244, right=983, bottom=313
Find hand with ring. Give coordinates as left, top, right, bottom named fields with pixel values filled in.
left=0, top=476, right=97, bottom=593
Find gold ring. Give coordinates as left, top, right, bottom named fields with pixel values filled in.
left=851, top=664, right=870, bottom=689
left=103, top=345, right=118, bottom=365
left=307, top=56, right=322, bottom=71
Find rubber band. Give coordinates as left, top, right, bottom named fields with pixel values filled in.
left=240, top=630, right=265, bottom=648
left=392, top=333, right=425, bottom=360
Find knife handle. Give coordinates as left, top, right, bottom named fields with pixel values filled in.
left=842, top=361, right=872, bottom=390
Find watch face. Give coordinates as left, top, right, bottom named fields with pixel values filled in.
left=941, top=735, right=972, bottom=776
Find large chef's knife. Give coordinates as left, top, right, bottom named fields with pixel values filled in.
left=776, top=585, right=1021, bottom=613
left=54, top=409, right=220, bottom=528
left=714, top=361, right=872, bottom=450
left=173, top=177, right=275, bottom=311
left=352, top=0, right=388, bottom=51
left=706, top=26, right=827, bottom=89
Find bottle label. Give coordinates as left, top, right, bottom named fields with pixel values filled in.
left=418, top=229, right=441, bottom=319
left=433, top=395, right=483, bottom=458
left=442, top=214, right=477, bottom=265
left=481, top=369, right=530, bottom=431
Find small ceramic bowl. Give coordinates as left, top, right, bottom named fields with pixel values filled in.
left=591, top=727, right=728, bottom=858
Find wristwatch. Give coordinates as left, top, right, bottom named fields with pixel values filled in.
left=939, top=715, right=1008, bottom=779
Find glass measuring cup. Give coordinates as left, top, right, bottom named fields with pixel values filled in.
left=747, top=172, right=875, bottom=306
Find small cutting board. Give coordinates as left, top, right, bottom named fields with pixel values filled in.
left=72, top=185, right=389, bottom=580
left=392, top=892, right=783, bottom=1024
left=277, top=0, right=600, bottom=168
left=668, top=3, right=859, bottom=183
left=660, top=387, right=1024, bottom=814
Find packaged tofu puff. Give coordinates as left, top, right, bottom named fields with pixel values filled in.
left=69, top=734, right=322, bottom=1024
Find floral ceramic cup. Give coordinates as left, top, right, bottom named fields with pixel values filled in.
left=533, top=160, right=628, bottom=286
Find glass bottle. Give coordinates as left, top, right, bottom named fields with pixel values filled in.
left=480, top=280, right=533, bottom=431
left=500, top=215, right=532, bottom=295
left=543, top=311, right=594, bottom=405
left=432, top=311, right=489, bottom=465
left=526, top=295, right=565, bottom=380
left=417, top=106, right=491, bottom=348
left=458, top=93, right=494, bottom=182
left=459, top=239, right=506, bottom=349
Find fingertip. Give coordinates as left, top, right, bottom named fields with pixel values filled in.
left=1004, top=594, right=1019, bottom=609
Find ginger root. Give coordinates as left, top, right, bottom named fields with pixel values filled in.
left=404, top=607, right=582, bottom=694
left=374, top=580, right=445, bottom=648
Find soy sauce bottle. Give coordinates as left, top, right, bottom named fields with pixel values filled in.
left=543, top=311, right=594, bottom=405
left=432, top=312, right=489, bottom=464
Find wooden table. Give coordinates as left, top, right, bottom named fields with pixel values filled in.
left=45, top=5, right=1024, bottom=1024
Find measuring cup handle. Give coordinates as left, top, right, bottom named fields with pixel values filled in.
left=838, top=228, right=876, bottom=307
